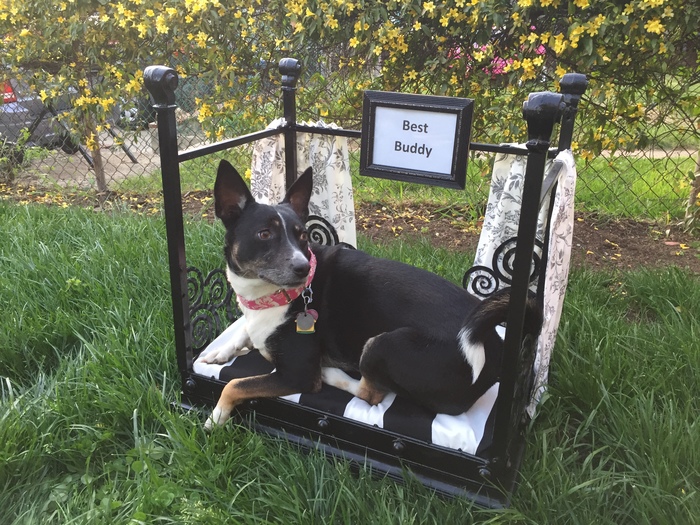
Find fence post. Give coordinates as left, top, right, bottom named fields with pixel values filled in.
left=143, top=66, right=193, bottom=378
left=279, top=58, right=302, bottom=190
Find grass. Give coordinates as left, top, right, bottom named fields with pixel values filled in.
left=1, top=202, right=698, bottom=523
left=576, top=154, right=696, bottom=219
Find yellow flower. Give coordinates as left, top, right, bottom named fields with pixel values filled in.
left=552, top=33, right=567, bottom=54
left=195, top=31, right=208, bottom=48
left=573, top=0, right=589, bottom=8
left=644, top=18, right=664, bottom=34
left=423, top=1, right=436, bottom=14
left=413, top=21, right=421, bottom=30
left=156, top=14, right=168, bottom=34
left=568, top=25, right=585, bottom=48
left=349, top=37, right=359, bottom=47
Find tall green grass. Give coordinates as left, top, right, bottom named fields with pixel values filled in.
left=1, top=202, right=698, bottom=523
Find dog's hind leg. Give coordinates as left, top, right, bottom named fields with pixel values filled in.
left=321, top=367, right=391, bottom=406
left=358, top=328, right=476, bottom=414
left=321, top=367, right=361, bottom=396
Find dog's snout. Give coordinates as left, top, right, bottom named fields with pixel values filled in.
left=291, top=258, right=310, bottom=277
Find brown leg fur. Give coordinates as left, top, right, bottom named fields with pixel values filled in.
left=356, top=377, right=388, bottom=406
left=205, top=373, right=321, bottom=429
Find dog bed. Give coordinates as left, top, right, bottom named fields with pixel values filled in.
left=194, top=323, right=506, bottom=454
left=144, top=59, right=588, bottom=505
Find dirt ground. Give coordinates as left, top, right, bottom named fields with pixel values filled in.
left=2, top=185, right=697, bottom=274
left=354, top=202, right=700, bottom=273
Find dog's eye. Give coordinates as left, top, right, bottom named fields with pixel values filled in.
left=299, top=231, right=308, bottom=241
left=257, top=230, right=271, bottom=240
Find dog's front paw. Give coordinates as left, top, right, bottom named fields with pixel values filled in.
left=204, top=406, right=231, bottom=430
left=200, top=345, right=250, bottom=364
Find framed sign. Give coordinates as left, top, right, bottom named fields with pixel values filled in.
left=360, top=91, right=474, bottom=189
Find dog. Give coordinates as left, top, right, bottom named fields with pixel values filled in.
left=202, top=160, right=542, bottom=429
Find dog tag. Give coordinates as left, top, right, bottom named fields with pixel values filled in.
left=296, top=309, right=318, bottom=334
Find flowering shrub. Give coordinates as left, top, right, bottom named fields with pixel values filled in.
left=0, top=0, right=697, bottom=195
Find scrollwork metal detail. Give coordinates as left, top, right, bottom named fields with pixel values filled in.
left=462, top=237, right=544, bottom=298
left=463, top=265, right=500, bottom=296
left=187, top=266, right=238, bottom=352
left=306, top=214, right=339, bottom=246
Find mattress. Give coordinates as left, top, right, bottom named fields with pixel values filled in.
left=193, top=321, right=504, bottom=455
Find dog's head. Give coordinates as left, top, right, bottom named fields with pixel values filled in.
left=214, top=159, right=313, bottom=289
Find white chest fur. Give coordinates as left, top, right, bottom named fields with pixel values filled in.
left=226, top=268, right=292, bottom=360
left=240, top=305, right=289, bottom=360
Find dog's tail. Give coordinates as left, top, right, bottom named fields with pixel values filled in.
left=458, top=288, right=543, bottom=383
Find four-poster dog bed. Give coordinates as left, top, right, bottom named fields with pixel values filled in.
left=144, top=59, right=587, bottom=507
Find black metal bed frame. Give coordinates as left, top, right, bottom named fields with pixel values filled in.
left=144, top=59, right=587, bottom=508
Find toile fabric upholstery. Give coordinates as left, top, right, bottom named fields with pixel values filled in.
left=250, top=118, right=357, bottom=246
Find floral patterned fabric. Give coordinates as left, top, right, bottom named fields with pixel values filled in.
left=250, top=118, right=357, bottom=246
left=469, top=148, right=577, bottom=415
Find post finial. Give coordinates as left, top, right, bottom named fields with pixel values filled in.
left=279, top=58, right=302, bottom=89
left=144, top=66, right=179, bottom=107
left=522, top=91, right=565, bottom=152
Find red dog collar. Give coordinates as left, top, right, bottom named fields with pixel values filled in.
left=236, top=250, right=317, bottom=310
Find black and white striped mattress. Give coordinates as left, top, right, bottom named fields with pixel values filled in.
left=194, top=326, right=503, bottom=455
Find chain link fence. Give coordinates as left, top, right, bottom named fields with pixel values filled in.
left=1, top=71, right=698, bottom=225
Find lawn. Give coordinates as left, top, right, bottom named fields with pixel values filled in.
left=0, top=202, right=698, bottom=524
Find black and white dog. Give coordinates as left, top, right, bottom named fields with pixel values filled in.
left=202, top=160, right=542, bottom=428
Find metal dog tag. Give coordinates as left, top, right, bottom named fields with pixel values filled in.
left=296, top=309, right=318, bottom=334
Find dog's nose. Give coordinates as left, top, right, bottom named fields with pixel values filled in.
left=291, top=259, right=310, bottom=278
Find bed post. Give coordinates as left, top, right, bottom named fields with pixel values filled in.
left=280, top=58, right=302, bottom=190
left=488, top=90, right=565, bottom=480
left=144, top=66, right=194, bottom=387
left=558, top=73, right=588, bottom=150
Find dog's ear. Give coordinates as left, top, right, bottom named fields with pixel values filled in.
left=282, top=167, right=313, bottom=221
left=214, top=160, right=255, bottom=227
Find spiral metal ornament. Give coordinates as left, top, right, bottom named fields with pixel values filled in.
left=306, top=215, right=339, bottom=246
left=203, top=268, right=231, bottom=308
left=191, top=309, right=219, bottom=352
left=187, top=266, right=238, bottom=353
left=462, top=265, right=500, bottom=298
left=188, top=266, right=205, bottom=307
left=462, top=237, right=544, bottom=296
left=492, top=237, right=543, bottom=285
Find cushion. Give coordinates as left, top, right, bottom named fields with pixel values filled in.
left=193, top=322, right=505, bottom=454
